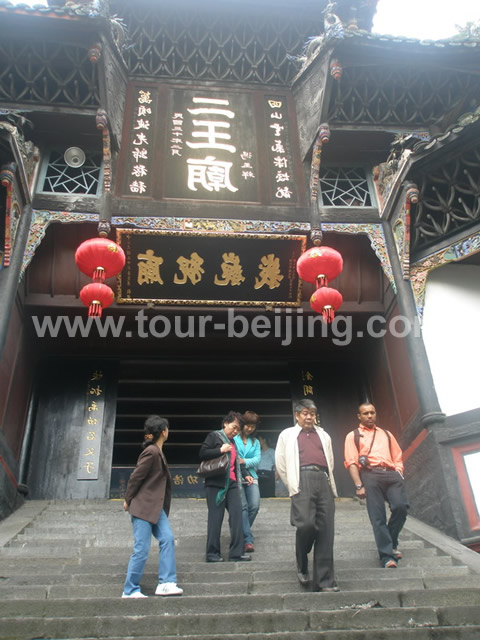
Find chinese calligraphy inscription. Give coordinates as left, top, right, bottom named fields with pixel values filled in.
left=164, top=90, right=258, bottom=202
left=117, top=229, right=305, bottom=306
left=123, top=85, right=302, bottom=204
left=77, top=369, right=106, bottom=480
left=129, top=89, right=154, bottom=196
left=266, top=97, right=296, bottom=202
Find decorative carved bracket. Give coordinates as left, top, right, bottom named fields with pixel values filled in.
left=310, top=123, right=330, bottom=205
left=0, top=163, right=21, bottom=268
left=410, top=230, right=480, bottom=322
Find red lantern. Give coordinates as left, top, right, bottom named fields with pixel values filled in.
left=75, top=237, right=126, bottom=282
left=296, top=246, right=343, bottom=287
left=310, top=287, right=343, bottom=323
left=79, top=283, right=115, bottom=317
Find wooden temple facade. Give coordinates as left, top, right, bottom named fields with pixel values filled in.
left=0, top=0, right=479, bottom=550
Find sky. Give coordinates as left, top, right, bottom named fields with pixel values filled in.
left=372, top=0, right=480, bottom=40
left=8, top=0, right=480, bottom=41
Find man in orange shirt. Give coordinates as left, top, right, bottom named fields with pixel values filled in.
left=344, top=403, right=409, bottom=569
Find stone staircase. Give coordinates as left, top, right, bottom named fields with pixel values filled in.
left=1, top=498, right=480, bottom=639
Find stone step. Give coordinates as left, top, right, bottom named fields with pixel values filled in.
left=19, top=529, right=418, bottom=544
left=4, top=536, right=424, bottom=553
left=0, top=557, right=457, bottom=581
left=423, top=575, right=480, bottom=589
left=1, top=586, right=479, bottom=609
left=25, top=512, right=383, bottom=521
left=15, top=517, right=372, bottom=524
left=2, top=605, right=480, bottom=639
left=12, top=630, right=473, bottom=640
left=1, top=589, right=479, bottom=614
left=1, top=499, right=479, bottom=640
left=0, top=564, right=467, bottom=591
left=0, top=579, right=433, bottom=599
left=0, top=558, right=455, bottom=586
left=18, top=507, right=370, bottom=519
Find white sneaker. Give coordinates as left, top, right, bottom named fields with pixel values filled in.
left=122, top=591, right=148, bottom=598
left=155, top=582, right=184, bottom=596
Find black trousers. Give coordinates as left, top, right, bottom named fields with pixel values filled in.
left=361, top=468, right=409, bottom=566
left=290, top=469, right=336, bottom=591
left=205, top=482, right=244, bottom=561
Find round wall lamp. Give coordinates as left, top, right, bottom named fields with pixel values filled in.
left=64, top=146, right=86, bottom=168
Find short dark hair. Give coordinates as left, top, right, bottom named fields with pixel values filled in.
left=143, top=415, right=169, bottom=448
left=358, top=402, right=375, bottom=413
left=257, top=433, right=271, bottom=447
left=295, top=399, right=317, bottom=414
left=221, top=411, right=244, bottom=428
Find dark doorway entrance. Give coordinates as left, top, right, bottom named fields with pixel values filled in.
left=112, top=357, right=293, bottom=466
left=109, top=354, right=368, bottom=497
left=110, top=357, right=295, bottom=497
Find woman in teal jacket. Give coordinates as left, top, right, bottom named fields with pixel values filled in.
left=234, top=410, right=261, bottom=552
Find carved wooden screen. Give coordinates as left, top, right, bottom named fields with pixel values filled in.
left=412, top=146, right=480, bottom=253
left=0, top=38, right=99, bottom=108
left=117, top=1, right=322, bottom=86
left=328, top=66, right=480, bottom=127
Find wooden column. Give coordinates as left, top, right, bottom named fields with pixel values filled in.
left=383, top=220, right=445, bottom=431
left=0, top=204, right=32, bottom=360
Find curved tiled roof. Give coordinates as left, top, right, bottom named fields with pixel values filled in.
left=293, top=24, right=480, bottom=82
left=0, top=0, right=101, bottom=18
left=344, top=27, right=480, bottom=49
left=412, top=106, right=480, bottom=155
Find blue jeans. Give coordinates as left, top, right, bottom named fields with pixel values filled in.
left=123, top=510, right=177, bottom=595
left=240, top=481, right=260, bottom=545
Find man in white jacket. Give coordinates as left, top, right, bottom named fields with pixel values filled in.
left=275, top=399, right=339, bottom=592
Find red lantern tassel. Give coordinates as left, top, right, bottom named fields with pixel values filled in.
left=93, top=267, right=106, bottom=282
left=316, top=274, right=328, bottom=287
left=88, top=300, right=102, bottom=317
left=322, top=305, right=334, bottom=324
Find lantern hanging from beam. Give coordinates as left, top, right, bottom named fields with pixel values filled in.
left=310, top=287, right=343, bottom=324
left=79, top=283, right=115, bottom=318
left=296, top=246, right=343, bottom=287
left=75, top=237, right=126, bottom=282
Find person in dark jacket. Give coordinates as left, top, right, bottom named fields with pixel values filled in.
left=199, top=411, right=254, bottom=563
left=122, top=415, right=183, bottom=598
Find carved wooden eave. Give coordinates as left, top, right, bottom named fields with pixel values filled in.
left=326, top=29, right=480, bottom=71
left=293, top=28, right=480, bottom=138
left=0, top=1, right=106, bottom=44
left=408, top=108, right=480, bottom=255
left=0, top=120, right=34, bottom=204
left=292, top=53, right=333, bottom=161
left=382, top=106, right=480, bottom=224
left=0, top=0, right=106, bottom=20
left=409, top=107, right=480, bottom=162
left=291, top=27, right=465, bottom=162
left=379, top=107, right=480, bottom=320
left=292, top=25, right=480, bottom=221
left=97, top=31, right=128, bottom=154
left=0, top=116, right=39, bottom=268
left=0, top=2, right=129, bottom=202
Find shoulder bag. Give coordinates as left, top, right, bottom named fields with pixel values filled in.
left=197, top=452, right=229, bottom=478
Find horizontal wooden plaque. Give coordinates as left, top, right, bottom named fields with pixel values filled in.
left=116, top=229, right=305, bottom=306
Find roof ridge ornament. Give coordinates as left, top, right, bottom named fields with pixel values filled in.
left=323, top=2, right=345, bottom=40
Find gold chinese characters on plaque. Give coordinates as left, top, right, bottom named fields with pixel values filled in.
left=116, top=229, right=305, bottom=306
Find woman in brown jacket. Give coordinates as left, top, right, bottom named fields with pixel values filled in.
left=122, top=415, right=183, bottom=598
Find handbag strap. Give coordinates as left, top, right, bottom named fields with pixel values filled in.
left=215, top=429, right=232, bottom=506
left=216, top=429, right=229, bottom=445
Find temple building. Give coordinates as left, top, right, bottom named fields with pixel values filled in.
left=0, top=0, right=479, bottom=551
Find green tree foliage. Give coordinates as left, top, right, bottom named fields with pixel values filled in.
left=453, top=20, right=480, bottom=38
